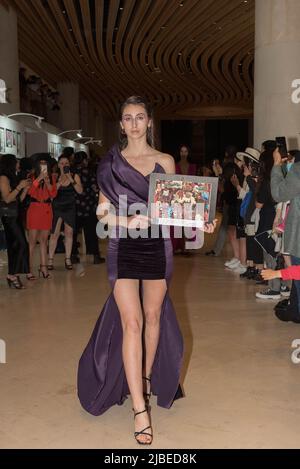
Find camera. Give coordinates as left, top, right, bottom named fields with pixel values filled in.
left=63, top=166, right=70, bottom=174
left=275, top=136, right=288, bottom=158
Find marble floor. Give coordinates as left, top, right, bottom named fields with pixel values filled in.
left=0, top=234, right=300, bottom=449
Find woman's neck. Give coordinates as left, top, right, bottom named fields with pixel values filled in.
left=123, top=138, right=151, bottom=157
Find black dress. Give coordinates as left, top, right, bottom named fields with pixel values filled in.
left=0, top=195, right=29, bottom=275
left=52, top=183, right=76, bottom=231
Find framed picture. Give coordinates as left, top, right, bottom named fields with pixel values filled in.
left=17, top=132, right=21, bottom=155
left=6, top=129, right=12, bottom=148
left=148, top=174, right=218, bottom=227
left=49, top=142, right=55, bottom=157
left=13, top=131, right=17, bottom=146
left=0, top=127, right=4, bottom=152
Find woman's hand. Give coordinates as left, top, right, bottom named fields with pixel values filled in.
left=230, top=174, right=239, bottom=187
left=203, top=219, right=217, bottom=233
left=243, top=165, right=251, bottom=177
left=44, top=174, right=52, bottom=185
left=66, top=172, right=74, bottom=183
left=273, top=147, right=286, bottom=166
left=261, top=269, right=282, bottom=280
left=18, top=178, right=31, bottom=190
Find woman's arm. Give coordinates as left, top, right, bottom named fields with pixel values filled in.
left=271, top=148, right=300, bottom=202
left=0, top=175, right=29, bottom=204
left=262, top=265, right=300, bottom=281
left=65, top=173, right=83, bottom=194
left=44, top=175, right=57, bottom=198
left=97, top=191, right=148, bottom=228
left=159, top=153, right=176, bottom=174
left=72, top=174, right=83, bottom=194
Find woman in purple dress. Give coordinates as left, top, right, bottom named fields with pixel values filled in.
left=77, top=96, right=216, bottom=445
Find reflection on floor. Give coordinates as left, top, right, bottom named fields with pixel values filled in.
left=0, top=239, right=299, bottom=449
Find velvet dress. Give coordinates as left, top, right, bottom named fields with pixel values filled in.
left=77, top=144, right=184, bottom=416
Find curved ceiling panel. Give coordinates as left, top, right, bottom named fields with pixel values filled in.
left=5, top=0, right=254, bottom=118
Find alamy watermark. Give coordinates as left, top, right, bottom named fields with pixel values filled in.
left=0, top=79, right=7, bottom=104
left=291, top=339, right=300, bottom=364
left=96, top=196, right=205, bottom=249
left=0, top=339, right=6, bottom=364
left=291, top=79, right=300, bottom=103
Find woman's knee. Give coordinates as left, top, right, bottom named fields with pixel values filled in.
left=144, top=306, right=161, bottom=327
left=123, top=317, right=143, bottom=335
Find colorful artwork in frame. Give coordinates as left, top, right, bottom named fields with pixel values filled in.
left=148, top=174, right=218, bottom=227
left=6, top=129, right=12, bottom=148
left=0, top=127, right=4, bottom=152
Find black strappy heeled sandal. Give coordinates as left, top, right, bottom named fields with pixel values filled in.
left=7, top=276, right=25, bottom=289
left=143, top=376, right=151, bottom=408
left=132, top=408, right=153, bottom=445
left=47, top=258, right=54, bottom=271
left=65, top=258, right=73, bottom=270
left=38, top=265, right=51, bottom=279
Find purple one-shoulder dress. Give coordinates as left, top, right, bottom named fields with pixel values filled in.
left=77, top=145, right=184, bottom=416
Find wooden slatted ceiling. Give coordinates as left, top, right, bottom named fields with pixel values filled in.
left=6, top=0, right=254, bottom=119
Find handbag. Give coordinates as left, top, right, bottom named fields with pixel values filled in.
left=240, top=191, right=252, bottom=219
left=0, top=200, right=18, bottom=218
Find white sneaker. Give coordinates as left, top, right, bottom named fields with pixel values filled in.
left=224, top=257, right=239, bottom=268
left=232, top=262, right=247, bottom=274
left=256, top=289, right=281, bottom=300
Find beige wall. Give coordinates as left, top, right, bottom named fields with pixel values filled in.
left=0, top=4, right=20, bottom=114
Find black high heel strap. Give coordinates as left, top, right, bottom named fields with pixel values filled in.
left=133, top=408, right=147, bottom=418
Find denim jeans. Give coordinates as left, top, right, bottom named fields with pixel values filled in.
left=291, top=255, right=300, bottom=314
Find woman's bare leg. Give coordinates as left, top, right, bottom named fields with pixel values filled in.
left=39, top=230, right=50, bottom=273
left=239, top=237, right=247, bottom=265
left=227, top=225, right=239, bottom=259
left=113, top=279, right=151, bottom=444
left=64, top=223, right=73, bottom=261
left=142, top=279, right=167, bottom=386
left=48, top=218, right=63, bottom=262
left=28, top=229, right=38, bottom=274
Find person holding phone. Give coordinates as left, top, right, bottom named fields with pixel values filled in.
left=270, top=146, right=300, bottom=319
left=48, top=154, right=83, bottom=270
left=26, top=153, right=57, bottom=279
left=0, top=154, right=31, bottom=289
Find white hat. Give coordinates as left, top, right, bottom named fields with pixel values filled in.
left=236, top=147, right=261, bottom=163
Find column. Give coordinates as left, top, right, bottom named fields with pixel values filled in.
left=254, top=0, right=300, bottom=149
left=0, top=3, right=20, bottom=114
left=57, top=82, right=79, bottom=131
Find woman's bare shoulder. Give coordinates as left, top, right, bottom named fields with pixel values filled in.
left=154, top=151, right=175, bottom=173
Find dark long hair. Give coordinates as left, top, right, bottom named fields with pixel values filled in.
left=119, top=96, right=155, bottom=149
left=31, top=153, right=52, bottom=180
left=0, top=154, right=18, bottom=189
left=259, top=150, right=274, bottom=181
left=176, top=144, right=193, bottom=164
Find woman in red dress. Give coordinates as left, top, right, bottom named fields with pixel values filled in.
left=172, top=144, right=198, bottom=254
left=26, top=154, right=57, bottom=279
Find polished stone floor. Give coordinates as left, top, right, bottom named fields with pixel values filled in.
left=0, top=234, right=300, bottom=449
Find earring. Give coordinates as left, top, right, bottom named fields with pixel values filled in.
left=121, top=128, right=126, bottom=135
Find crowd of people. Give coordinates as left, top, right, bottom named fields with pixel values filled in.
left=0, top=147, right=104, bottom=289
left=205, top=140, right=300, bottom=323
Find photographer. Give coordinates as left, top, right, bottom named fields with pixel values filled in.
left=71, top=151, right=105, bottom=265
left=0, top=154, right=30, bottom=289
left=238, top=151, right=264, bottom=280
left=26, top=153, right=57, bottom=280
left=48, top=155, right=82, bottom=270
left=255, top=150, right=280, bottom=299
left=270, top=147, right=300, bottom=319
